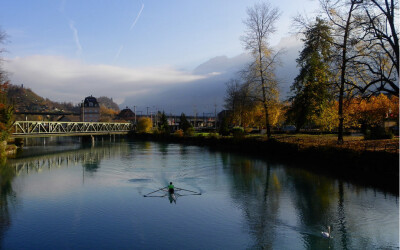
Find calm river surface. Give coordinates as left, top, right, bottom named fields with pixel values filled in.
left=0, top=137, right=398, bottom=249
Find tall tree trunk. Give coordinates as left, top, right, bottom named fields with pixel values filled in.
left=338, top=2, right=355, bottom=144
left=259, top=45, right=272, bottom=139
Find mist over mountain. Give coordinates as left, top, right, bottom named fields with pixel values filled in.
left=121, top=36, right=302, bottom=115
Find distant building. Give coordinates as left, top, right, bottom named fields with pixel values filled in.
left=58, top=115, right=81, bottom=122
left=116, top=107, right=135, bottom=122
left=217, top=110, right=232, bottom=121
left=80, top=95, right=100, bottom=122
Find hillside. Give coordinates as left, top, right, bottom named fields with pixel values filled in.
left=7, top=84, right=78, bottom=113
left=97, top=96, right=120, bottom=111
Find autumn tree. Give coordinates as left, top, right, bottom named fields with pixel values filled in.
left=288, top=17, right=334, bottom=131
left=0, top=29, right=13, bottom=143
left=241, top=2, right=281, bottom=139
left=320, top=0, right=367, bottom=143
left=99, top=105, right=118, bottom=122
left=224, top=79, right=257, bottom=127
left=137, top=117, right=152, bottom=133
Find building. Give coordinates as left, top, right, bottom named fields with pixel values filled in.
left=80, top=95, right=100, bottom=122
left=116, top=107, right=135, bottom=122
left=58, top=115, right=81, bottom=122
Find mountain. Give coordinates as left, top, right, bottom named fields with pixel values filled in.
left=192, top=54, right=251, bottom=75
left=120, top=40, right=302, bottom=115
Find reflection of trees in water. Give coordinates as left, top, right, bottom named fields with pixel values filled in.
left=226, top=155, right=282, bottom=248
left=8, top=143, right=131, bottom=175
left=157, top=143, right=168, bottom=157
left=0, top=160, right=16, bottom=249
left=285, top=168, right=338, bottom=248
left=337, top=181, right=349, bottom=249
left=83, top=161, right=100, bottom=172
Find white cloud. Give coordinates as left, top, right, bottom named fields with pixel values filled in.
left=4, top=55, right=207, bottom=104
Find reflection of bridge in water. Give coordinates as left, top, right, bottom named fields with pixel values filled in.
left=8, top=143, right=131, bottom=175
left=12, top=121, right=133, bottom=138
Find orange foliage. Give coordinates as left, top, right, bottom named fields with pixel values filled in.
left=345, top=94, right=399, bottom=127
left=100, top=105, right=118, bottom=122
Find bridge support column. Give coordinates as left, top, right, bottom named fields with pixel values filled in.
left=82, top=135, right=95, bottom=146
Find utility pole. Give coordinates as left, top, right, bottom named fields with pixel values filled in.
left=214, top=103, right=217, bottom=129
left=146, top=107, right=149, bottom=116
left=134, top=106, right=136, bottom=124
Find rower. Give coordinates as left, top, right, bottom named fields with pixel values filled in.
left=168, top=182, right=175, bottom=194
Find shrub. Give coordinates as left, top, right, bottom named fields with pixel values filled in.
left=218, top=116, right=230, bottom=136
left=232, top=127, right=245, bottom=138
left=185, top=127, right=195, bottom=136
left=208, top=132, right=219, bottom=139
left=137, top=117, right=152, bottom=133
left=364, top=126, right=394, bottom=140
left=244, top=127, right=253, bottom=134
left=173, top=129, right=184, bottom=137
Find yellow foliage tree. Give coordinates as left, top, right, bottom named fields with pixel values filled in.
left=137, top=117, right=152, bottom=133
left=99, top=105, right=118, bottom=122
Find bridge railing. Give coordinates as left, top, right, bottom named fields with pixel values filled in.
left=13, top=121, right=133, bottom=137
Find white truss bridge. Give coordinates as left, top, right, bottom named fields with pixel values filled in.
left=12, top=121, right=133, bottom=138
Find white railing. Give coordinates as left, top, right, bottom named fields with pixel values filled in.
left=13, top=121, right=133, bottom=137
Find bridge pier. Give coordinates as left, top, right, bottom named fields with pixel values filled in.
left=82, top=135, right=95, bottom=146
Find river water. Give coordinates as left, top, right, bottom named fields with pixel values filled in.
left=0, top=137, right=398, bottom=249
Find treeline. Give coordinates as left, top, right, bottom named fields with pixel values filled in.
left=224, top=1, right=399, bottom=143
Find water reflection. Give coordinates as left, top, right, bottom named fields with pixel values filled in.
left=0, top=159, right=16, bottom=248
left=285, top=168, right=337, bottom=249
left=225, top=155, right=282, bottom=248
left=224, top=154, right=398, bottom=249
left=0, top=141, right=398, bottom=249
left=9, top=143, right=131, bottom=176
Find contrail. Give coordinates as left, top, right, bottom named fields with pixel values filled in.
left=114, top=2, right=144, bottom=62
left=69, top=20, right=82, bottom=56
left=130, top=3, right=144, bottom=30
left=114, top=45, right=124, bottom=62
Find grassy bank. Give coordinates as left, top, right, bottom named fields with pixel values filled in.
left=130, top=132, right=399, bottom=195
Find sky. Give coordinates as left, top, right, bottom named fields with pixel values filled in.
left=0, top=0, right=320, bottom=115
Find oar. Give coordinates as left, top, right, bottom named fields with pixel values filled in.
left=143, top=186, right=168, bottom=197
left=175, top=187, right=201, bottom=194
left=144, top=194, right=168, bottom=198
left=175, top=194, right=201, bottom=197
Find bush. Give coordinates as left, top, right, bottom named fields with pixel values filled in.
left=137, top=117, right=152, bottom=133
left=185, top=127, right=195, bottom=136
left=208, top=132, right=219, bottom=139
left=232, top=127, right=245, bottom=138
left=364, top=126, right=394, bottom=140
left=218, top=116, right=230, bottom=136
left=173, top=129, right=184, bottom=137
left=244, top=127, right=253, bottom=134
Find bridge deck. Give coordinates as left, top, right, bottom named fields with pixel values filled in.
left=12, top=121, right=133, bottom=138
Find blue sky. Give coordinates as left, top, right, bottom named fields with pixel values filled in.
left=0, top=0, right=319, bottom=113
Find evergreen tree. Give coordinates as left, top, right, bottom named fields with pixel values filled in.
left=288, top=17, right=333, bottom=131
left=179, top=113, right=192, bottom=133
left=158, top=111, right=170, bottom=134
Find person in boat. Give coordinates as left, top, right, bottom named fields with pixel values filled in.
left=168, top=182, right=175, bottom=194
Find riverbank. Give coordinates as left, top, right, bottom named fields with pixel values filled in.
left=130, top=133, right=399, bottom=195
